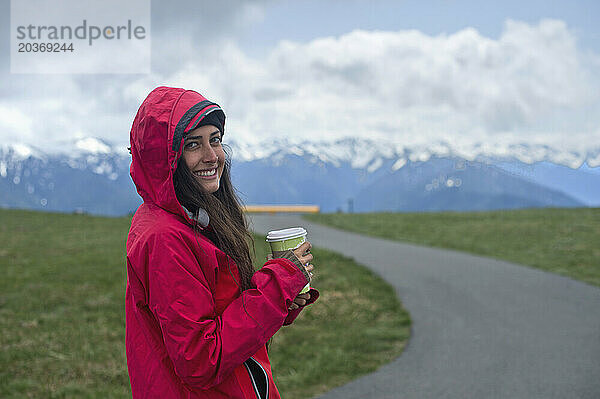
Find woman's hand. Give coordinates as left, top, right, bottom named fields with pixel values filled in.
left=266, top=241, right=314, bottom=280
left=292, top=241, right=314, bottom=277
left=267, top=241, right=315, bottom=311
left=288, top=292, right=311, bottom=311
left=290, top=241, right=314, bottom=310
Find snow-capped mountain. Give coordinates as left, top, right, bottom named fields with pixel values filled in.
left=1, top=137, right=598, bottom=216
left=0, top=138, right=139, bottom=215
left=226, top=137, right=600, bottom=170
left=226, top=137, right=598, bottom=211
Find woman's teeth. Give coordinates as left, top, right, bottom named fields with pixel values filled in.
left=195, top=169, right=216, bottom=177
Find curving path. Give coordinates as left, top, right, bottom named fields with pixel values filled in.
left=248, top=213, right=600, bottom=399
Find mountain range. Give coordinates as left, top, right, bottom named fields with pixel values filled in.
left=1, top=137, right=598, bottom=216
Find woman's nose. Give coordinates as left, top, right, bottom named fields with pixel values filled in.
left=201, top=144, right=218, bottom=163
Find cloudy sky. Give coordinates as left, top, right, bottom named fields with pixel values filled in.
left=1, top=0, right=599, bottom=160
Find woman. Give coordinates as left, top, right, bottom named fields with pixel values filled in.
left=126, top=86, right=318, bottom=398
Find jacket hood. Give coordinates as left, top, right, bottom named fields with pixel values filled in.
left=129, top=86, right=225, bottom=223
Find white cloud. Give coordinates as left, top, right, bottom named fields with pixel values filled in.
left=0, top=103, right=33, bottom=139
left=1, top=18, right=599, bottom=164
left=157, top=19, right=598, bottom=152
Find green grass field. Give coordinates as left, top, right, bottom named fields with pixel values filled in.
left=0, top=209, right=410, bottom=398
left=305, top=207, right=600, bottom=287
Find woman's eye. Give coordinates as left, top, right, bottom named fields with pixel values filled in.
left=211, top=136, right=222, bottom=144
left=185, top=142, right=199, bottom=150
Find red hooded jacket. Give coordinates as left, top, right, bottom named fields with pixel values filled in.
left=126, top=86, right=317, bottom=398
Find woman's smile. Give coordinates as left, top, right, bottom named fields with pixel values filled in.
left=194, top=168, right=218, bottom=178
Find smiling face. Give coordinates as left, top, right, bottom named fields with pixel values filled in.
left=181, top=124, right=225, bottom=194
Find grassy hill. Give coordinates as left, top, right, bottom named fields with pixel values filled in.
left=0, top=209, right=409, bottom=398
left=305, top=207, right=600, bottom=287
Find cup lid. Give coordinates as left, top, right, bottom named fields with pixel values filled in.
left=266, top=227, right=307, bottom=242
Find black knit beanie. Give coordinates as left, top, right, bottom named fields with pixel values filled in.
left=195, top=110, right=225, bottom=136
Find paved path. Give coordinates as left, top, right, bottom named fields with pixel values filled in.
left=248, top=214, right=600, bottom=399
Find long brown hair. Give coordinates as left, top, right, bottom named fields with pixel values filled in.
left=173, top=145, right=255, bottom=291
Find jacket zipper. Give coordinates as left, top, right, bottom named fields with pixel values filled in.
left=243, top=357, right=269, bottom=399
